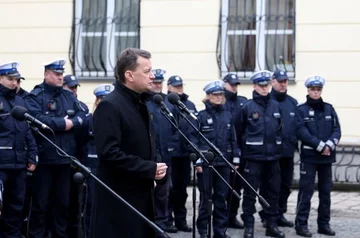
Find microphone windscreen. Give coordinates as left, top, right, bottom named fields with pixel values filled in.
left=153, top=94, right=164, bottom=105
left=204, top=152, right=214, bottom=162
left=189, top=153, right=198, bottom=162
left=11, top=106, right=28, bottom=121
left=168, top=92, right=180, bottom=105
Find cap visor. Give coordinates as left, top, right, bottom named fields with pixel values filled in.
left=7, top=72, right=20, bottom=77
left=52, top=69, right=64, bottom=73
left=210, top=91, right=224, bottom=94
left=229, top=81, right=241, bottom=85
left=153, top=79, right=164, bottom=83
left=257, top=81, right=269, bottom=86
left=170, top=82, right=183, bottom=86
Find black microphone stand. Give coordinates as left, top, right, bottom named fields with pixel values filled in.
left=175, top=109, right=270, bottom=208
left=73, top=172, right=86, bottom=238
left=160, top=110, right=240, bottom=238
left=189, top=153, right=197, bottom=238
left=30, top=126, right=170, bottom=238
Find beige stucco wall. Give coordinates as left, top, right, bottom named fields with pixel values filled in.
left=0, top=0, right=99, bottom=109
left=0, top=0, right=359, bottom=141
left=295, top=0, right=360, bottom=142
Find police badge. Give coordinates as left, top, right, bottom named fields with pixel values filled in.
left=309, top=109, right=315, bottom=117
left=252, top=112, right=260, bottom=120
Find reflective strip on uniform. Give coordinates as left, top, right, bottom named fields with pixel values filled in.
left=276, top=141, right=282, bottom=145
left=0, top=146, right=12, bottom=150
left=303, top=145, right=313, bottom=150
left=195, top=158, right=202, bottom=165
left=316, top=141, right=326, bottom=152
left=245, top=141, right=263, bottom=145
left=326, top=140, right=335, bottom=150
left=88, top=154, right=98, bottom=158
left=167, top=148, right=174, bottom=152
left=233, top=157, right=240, bottom=164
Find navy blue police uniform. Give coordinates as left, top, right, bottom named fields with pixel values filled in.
left=25, top=60, right=86, bottom=238
left=144, top=69, right=178, bottom=233
left=0, top=62, right=38, bottom=238
left=222, top=74, right=247, bottom=229
left=294, top=76, right=341, bottom=237
left=258, top=70, right=298, bottom=227
left=62, top=74, right=90, bottom=238
left=234, top=71, right=285, bottom=238
left=192, top=80, right=240, bottom=238
left=167, top=75, right=196, bottom=232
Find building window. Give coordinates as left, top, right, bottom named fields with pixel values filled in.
left=219, top=0, right=295, bottom=80
left=69, top=0, right=140, bottom=79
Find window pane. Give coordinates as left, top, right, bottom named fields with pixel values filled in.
left=114, top=0, right=139, bottom=32
left=115, top=36, right=138, bottom=60
left=81, top=36, right=107, bottom=71
left=228, top=0, right=256, bottom=31
left=81, top=0, right=106, bottom=33
left=265, top=0, right=295, bottom=29
left=227, top=35, right=256, bottom=71
left=265, top=34, right=295, bottom=72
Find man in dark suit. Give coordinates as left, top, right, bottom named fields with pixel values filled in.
left=90, top=48, right=168, bottom=238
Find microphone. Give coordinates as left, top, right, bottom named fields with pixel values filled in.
left=153, top=94, right=174, bottom=118
left=167, top=93, right=197, bottom=120
left=11, top=106, right=51, bottom=131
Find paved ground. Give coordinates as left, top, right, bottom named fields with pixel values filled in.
left=169, top=188, right=360, bottom=238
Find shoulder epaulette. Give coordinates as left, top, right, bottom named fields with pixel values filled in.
left=29, top=86, right=43, bottom=96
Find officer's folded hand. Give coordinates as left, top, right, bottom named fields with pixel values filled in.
left=27, top=163, right=36, bottom=172
left=322, top=146, right=331, bottom=156
left=64, top=116, right=74, bottom=131
left=196, top=166, right=203, bottom=173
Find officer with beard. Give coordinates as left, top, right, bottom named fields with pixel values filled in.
left=144, top=69, right=177, bottom=233
left=167, top=75, right=196, bottom=232
left=222, top=73, right=247, bottom=229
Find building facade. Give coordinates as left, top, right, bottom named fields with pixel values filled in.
left=0, top=0, right=359, bottom=142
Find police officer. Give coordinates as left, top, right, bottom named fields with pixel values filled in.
left=192, top=80, right=240, bottom=238
left=63, top=75, right=88, bottom=112
left=144, top=69, right=178, bottom=233
left=26, top=59, right=86, bottom=238
left=222, top=73, right=247, bottom=229
left=79, top=83, right=114, bottom=237
left=0, top=62, right=38, bottom=237
left=258, top=70, right=297, bottom=228
left=62, top=74, right=89, bottom=237
left=294, top=76, right=341, bottom=237
left=234, top=70, right=285, bottom=238
left=167, top=75, right=196, bottom=232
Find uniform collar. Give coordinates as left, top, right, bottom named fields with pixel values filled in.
left=41, top=81, right=63, bottom=96
left=224, top=89, right=237, bottom=101
left=270, top=89, right=287, bottom=102
left=0, top=84, right=17, bottom=98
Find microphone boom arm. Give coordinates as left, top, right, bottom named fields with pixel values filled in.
left=159, top=109, right=240, bottom=200
left=29, top=126, right=171, bottom=238
left=176, top=109, right=270, bottom=208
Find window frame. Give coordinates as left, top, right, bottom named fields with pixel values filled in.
left=220, top=0, right=295, bottom=82
left=73, top=0, right=140, bottom=80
